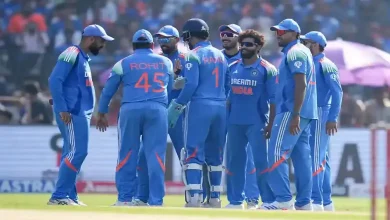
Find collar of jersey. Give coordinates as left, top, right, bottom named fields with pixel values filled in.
left=239, top=57, right=262, bottom=69
left=194, top=41, right=211, bottom=48
left=75, top=45, right=90, bottom=61
left=281, top=39, right=300, bottom=54
left=134, top=48, right=153, bottom=54
left=313, top=52, right=325, bottom=61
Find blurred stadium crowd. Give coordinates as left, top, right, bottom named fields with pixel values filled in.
left=0, top=0, right=389, bottom=127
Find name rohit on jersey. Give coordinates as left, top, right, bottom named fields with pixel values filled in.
left=130, top=62, right=166, bottom=70
left=231, top=78, right=257, bottom=95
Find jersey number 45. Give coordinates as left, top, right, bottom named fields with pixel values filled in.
left=135, top=72, right=165, bottom=93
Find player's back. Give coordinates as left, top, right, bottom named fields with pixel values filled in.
left=120, top=50, right=173, bottom=106
left=191, top=44, right=227, bottom=102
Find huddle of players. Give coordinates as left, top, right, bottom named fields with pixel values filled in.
left=46, top=17, right=342, bottom=211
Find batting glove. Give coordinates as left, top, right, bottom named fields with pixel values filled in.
left=168, top=99, right=186, bottom=128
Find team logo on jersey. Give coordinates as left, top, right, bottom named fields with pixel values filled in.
left=185, top=63, right=192, bottom=70
left=294, top=61, right=302, bottom=68
left=251, top=70, right=258, bottom=76
left=232, top=70, right=238, bottom=74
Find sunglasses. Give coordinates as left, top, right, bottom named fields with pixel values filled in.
left=240, top=42, right=257, bottom=47
left=157, top=37, right=176, bottom=44
left=220, top=31, right=238, bottom=38
left=275, top=29, right=291, bottom=37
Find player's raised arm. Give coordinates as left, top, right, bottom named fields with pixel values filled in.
left=287, top=50, right=308, bottom=119
left=322, top=61, right=343, bottom=123
left=98, top=60, right=124, bottom=114
left=167, top=59, right=174, bottom=94
left=175, top=52, right=200, bottom=105
left=48, top=47, right=79, bottom=112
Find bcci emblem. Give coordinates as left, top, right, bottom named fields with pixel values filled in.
left=294, top=61, right=302, bottom=68
left=251, top=70, right=258, bottom=76
left=185, top=63, right=192, bottom=70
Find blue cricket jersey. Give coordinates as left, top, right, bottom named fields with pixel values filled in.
left=161, top=50, right=186, bottom=103
left=228, top=58, right=278, bottom=125
left=222, top=50, right=241, bottom=96
left=276, top=40, right=318, bottom=120
left=314, top=53, right=343, bottom=122
left=176, top=41, right=228, bottom=105
left=98, top=49, right=174, bottom=113
left=48, top=45, right=95, bottom=116
left=222, top=50, right=241, bottom=64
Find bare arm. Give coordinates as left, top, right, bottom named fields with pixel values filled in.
left=293, top=74, right=307, bottom=114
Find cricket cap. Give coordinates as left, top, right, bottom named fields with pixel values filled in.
left=219, top=24, right=242, bottom=34
left=82, top=24, right=114, bottom=41
left=270, top=19, right=301, bottom=34
left=301, top=31, right=327, bottom=47
left=154, top=25, right=180, bottom=38
left=132, top=29, right=154, bottom=43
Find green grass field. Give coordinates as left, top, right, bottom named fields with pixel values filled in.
left=0, top=194, right=386, bottom=220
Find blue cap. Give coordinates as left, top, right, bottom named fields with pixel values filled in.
left=270, top=19, right=301, bottom=33
left=301, top=31, right=327, bottom=47
left=219, top=24, right=242, bottom=34
left=82, top=24, right=114, bottom=41
left=132, top=29, right=153, bottom=43
left=154, top=25, right=180, bottom=38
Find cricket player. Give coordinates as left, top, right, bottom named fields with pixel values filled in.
left=154, top=25, right=186, bottom=157
left=134, top=25, right=186, bottom=206
left=264, top=19, right=318, bottom=210
left=225, top=29, right=276, bottom=210
left=301, top=31, right=342, bottom=211
left=47, top=24, right=114, bottom=206
left=219, top=24, right=260, bottom=209
left=96, top=29, right=173, bottom=206
left=167, top=18, right=228, bottom=208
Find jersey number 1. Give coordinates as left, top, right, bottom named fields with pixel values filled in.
left=135, top=72, right=164, bottom=93
left=212, top=67, right=219, bottom=88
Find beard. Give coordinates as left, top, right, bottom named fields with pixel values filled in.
left=222, top=44, right=235, bottom=50
left=89, top=43, right=102, bottom=55
left=240, top=50, right=256, bottom=59
left=161, top=45, right=174, bottom=54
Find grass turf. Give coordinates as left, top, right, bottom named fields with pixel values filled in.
left=0, top=194, right=386, bottom=219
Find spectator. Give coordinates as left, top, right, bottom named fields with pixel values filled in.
left=339, top=91, right=365, bottom=127
left=7, top=1, right=47, bottom=34
left=54, top=19, right=81, bottom=55
left=20, top=81, right=53, bottom=125
left=364, top=87, right=390, bottom=126
left=15, top=21, right=49, bottom=77
left=0, top=103, right=12, bottom=125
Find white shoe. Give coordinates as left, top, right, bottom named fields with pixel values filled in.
left=259, top=203, right=271, bottom=209
left=324, top=203, right=335, bottom=211
left=202, top=198, right=221, bottom=208
left=295, top=203, right=313, bottom=211
left=131, top=199, right=149, bottom=206
left=312, top=204, right=324, bottom=211
left=260, top=200, right=295, bottom=210
left=112, top=201, right=134, bottom=206
left=225, top=203, right=245, bottom=209
left=47, top=198, right=79, bottom=206
left=246, top=201, right=258, bottom=210
left=184, top=194, right=201, bottom=208
left=72, top=200, right=87, bottom=206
